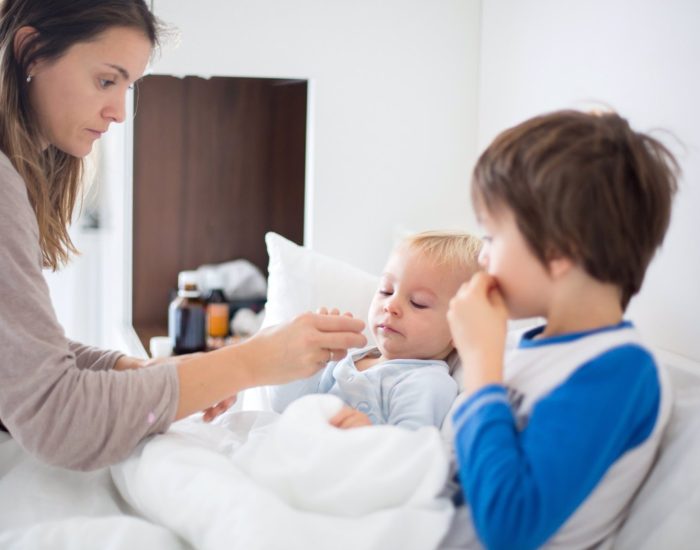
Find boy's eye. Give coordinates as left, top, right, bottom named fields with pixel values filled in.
left=99, top=78, right=116, bottom=89
left=379, top=289, right=392, bottom=296
left=410, top=301, right=427, bottom=310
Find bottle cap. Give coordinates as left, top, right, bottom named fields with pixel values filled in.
left=178, top=270, right=199, bottom=289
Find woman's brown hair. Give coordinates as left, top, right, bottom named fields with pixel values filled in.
left=472, top=109, right=680, bottom=310
left=0, top=0, right=158, bottom=269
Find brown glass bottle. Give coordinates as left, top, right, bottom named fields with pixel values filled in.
left=168, top=271, right=206, bottom=355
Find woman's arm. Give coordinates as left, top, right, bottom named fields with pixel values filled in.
left=0, top=159, right=366, bottom=469
left=113, top=354, right=193, bottom=371
left=67, top=340, right=125, bottom=371
left=174, top=312, right=365, bottom=420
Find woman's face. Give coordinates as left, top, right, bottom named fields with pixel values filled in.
left=27, top=26, right=152, bottom=157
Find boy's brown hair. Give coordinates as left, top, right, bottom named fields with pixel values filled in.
left=471, top=110, right=679, bottom=309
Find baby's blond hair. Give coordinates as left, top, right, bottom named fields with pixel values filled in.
left=400, top=230, right=482, bottom=278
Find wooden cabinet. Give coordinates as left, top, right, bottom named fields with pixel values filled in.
left=131, top=75, right=307, bottom=349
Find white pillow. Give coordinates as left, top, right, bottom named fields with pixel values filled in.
left=262, top=232, right=379, bottom=339
left=614, top=361, right=700, bottom=548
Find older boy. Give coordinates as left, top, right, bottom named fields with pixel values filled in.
left=270, top=231, right=482, bottom=430
left=445, top=110, right=679, bottom=548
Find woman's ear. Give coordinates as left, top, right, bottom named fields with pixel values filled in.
left=13, top=26, right=38, bottom=66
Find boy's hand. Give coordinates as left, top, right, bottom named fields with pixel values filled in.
left=447, top=273, right=508, bottom=393
left=330, top=406, right=373, bottom=429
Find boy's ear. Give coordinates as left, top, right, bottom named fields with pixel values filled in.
left=548, top=256, right=574, bottom=279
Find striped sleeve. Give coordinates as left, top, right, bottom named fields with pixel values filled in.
left=452, top=345, right=661, bottom=549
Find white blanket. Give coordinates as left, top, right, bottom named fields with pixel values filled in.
left=0, top=432, right=186, bottom=550
left=112, top=394, right=454, bottom=550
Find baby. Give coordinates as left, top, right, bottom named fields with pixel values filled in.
left=269, top=230, right=482, bottom=430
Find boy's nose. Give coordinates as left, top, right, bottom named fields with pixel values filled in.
left=478, top=246, right=489, bottom=268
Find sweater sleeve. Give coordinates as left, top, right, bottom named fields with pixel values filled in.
left=67, top=339, right=124, bottom=371
left=0, top=155, right=179, bottom=471
left=452, top=345, right=661, bottom=549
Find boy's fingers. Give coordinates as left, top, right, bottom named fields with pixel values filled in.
left=488, top=285, right=507, bottom=310
left=468, top=272, right=496, bottom=294
left=454, top=272, right=500, bottom=306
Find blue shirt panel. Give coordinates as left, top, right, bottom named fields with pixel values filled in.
left=452, top=342, right=660, bottom=550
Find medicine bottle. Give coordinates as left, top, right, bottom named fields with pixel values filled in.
left=206, top=287, right=229, bottom=344
left=203, top=270, right=229, bottom=344
left=168, top=271, right=206, bottom=355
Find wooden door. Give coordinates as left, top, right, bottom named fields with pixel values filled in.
left=132, top=75, right=307, bottom=347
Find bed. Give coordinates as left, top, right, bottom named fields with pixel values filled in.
left=1, top=232, right=698, bottom=549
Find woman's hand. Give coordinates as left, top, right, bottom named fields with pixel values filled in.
left=316, top=306, right=353, bottom=318
left=316, top=307, right=357, bottom=363
left=330, top=406, right=372, bottom=429
left=237, top=311, right=367, bottom=386
left=175, top=312, right=366, bottom=421
left=447, top=272, right=509, bottom=393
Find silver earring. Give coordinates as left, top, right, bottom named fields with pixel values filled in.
left=26, top=74, right=32, bottom=83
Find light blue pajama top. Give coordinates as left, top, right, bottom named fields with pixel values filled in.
left=269, top=346, right=459, bottom=430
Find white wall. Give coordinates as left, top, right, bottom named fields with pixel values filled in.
left=150, top=0, right=481, bottom=273
left=96, top=101, right=147, bottom=354
left=47, top=1, right=479, bottom=354
left=52, top=0, right=700, bottom=366
left=45, top=90, right=144, bottom=353
left=44, top=229, right=101, bottom=344
left=477, top=0, right=700, bottom=362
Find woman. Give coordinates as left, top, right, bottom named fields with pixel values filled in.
left=0, top=0, right=366, bottom=470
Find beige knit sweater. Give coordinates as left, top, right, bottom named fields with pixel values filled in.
left=0, top=151, right=178, bottom=470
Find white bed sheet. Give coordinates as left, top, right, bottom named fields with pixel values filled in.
left=0, top=394, right=454, bottom=550
left=112, top=394, right=454, bottom=550
left=0, top=432, right=187, bottom=550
